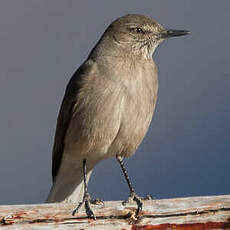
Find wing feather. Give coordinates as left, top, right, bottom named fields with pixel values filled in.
left=51, top=65, right=85, bottom=181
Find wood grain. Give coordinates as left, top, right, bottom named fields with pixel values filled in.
left=1, top=195, right=230, bottom=229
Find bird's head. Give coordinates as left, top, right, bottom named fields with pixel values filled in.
left=102, top=14, right=190, bottom=59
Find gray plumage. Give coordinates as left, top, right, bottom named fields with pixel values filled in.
left=46, top=14, right=189, bottom=203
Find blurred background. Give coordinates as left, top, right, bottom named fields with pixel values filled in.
left=0, top=0, right=229, bottom=204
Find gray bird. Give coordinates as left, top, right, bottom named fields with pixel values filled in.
left=46, top=14, right=190, bottom=218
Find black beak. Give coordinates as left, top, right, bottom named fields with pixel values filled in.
left=160, top=29, right=191, bottom=39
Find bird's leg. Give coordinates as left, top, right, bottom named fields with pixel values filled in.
left=72, top=159, right=96, bottom=219
left=116, top=156, right=143, bottom=216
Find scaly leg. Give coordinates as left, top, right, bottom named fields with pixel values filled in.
left=116, top=156, right=143, bottom=216
left=72, top=159, right=96, bottom=219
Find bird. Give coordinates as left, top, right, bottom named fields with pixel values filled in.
left=46, top=14, right=190, bottom=218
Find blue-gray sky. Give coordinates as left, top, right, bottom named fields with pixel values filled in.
left=0, top=0, right=230, bottom=204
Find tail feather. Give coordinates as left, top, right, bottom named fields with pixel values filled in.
left=46, top=155, right=93, bottom=203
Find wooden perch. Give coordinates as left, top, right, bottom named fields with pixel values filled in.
left=1, top=195, right=230, bottom=229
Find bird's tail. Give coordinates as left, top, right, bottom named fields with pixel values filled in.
left=46, top=156, right=93, bottom=204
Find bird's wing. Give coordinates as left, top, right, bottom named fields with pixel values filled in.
left=51, top=64, right=86, bottom=182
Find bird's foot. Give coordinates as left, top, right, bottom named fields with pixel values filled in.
left=72, top=192, right=97, bottom=219
left=141, top=194, right=154, bottom=200
left=122, top=192, right=143, bottom=216
left=90, top=198, right=104, bottom=205
left=122, top=193, right=154, bottom=217
left=122, top=193, right=153, bottom=205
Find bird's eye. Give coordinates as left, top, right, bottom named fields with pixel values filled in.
left=136, top=28, right=144, bottom=34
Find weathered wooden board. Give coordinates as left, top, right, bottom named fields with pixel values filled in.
left=1, top=195, right=230, bottom=229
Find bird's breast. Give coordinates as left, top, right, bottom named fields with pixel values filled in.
left=111, top=59, right=159, bottom=157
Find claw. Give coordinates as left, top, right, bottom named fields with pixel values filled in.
left=72, top=201, right=83, bottom=216
left=142, top=194, right=154, bottom=200
left=85, top=199, right=96, bottom=220
left=133, top=195, right=143, bottom=216
left=90, top=198, right=104, bottom=205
